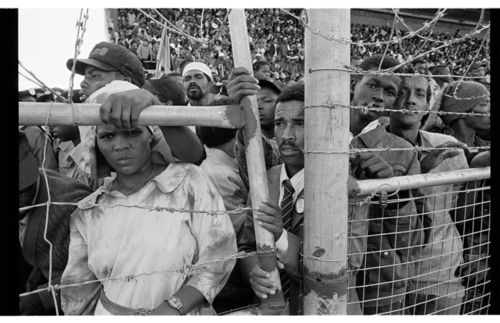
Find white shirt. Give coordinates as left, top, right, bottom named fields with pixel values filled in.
left=61, top=163, right=237, bottom=315
left=275, top=165, right=304, bottom=258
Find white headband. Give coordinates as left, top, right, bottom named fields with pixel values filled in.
left=182, top=62, right=213, bottom=82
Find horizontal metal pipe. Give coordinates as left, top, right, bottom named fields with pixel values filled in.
left=19, top=102, right=244, bottom=129
left=351, top=167, right=490, bottom=196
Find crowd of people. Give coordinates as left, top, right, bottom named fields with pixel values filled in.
left=18, top=8, right=491, bottom=316
left=107, top=9, right=490, bottom=87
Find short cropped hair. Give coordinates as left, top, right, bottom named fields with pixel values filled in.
left=277, top=82, right=304, bottom=103
left=359, top=54, right=408, bottom=74
left=253, top=60, right=270, bottom=73
left=195, top=97, right=237, bottom=147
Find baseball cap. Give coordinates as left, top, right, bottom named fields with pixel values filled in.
left=258, top=79, right=281, bottom=95
left=19, top=131, right=39, bottom=191
left=182, top=62, right=213, bottom=82
left=66, top=41, right=145, bottom=87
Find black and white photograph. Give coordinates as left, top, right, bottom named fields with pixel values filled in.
left=10, top=2, right=495, bottom=316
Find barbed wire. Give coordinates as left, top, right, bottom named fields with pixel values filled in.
left=68, top=8, right=89, bottom=102
left=378, top=10, right=398, bottom=72
left=209, top=9, right=232, bottom=45
left=18, top=61, right=71, bottom=103
left=281, top=8, right=447, bottom=47
left=402, top=9, right=439, bottom=60
left=308, top=65, right=490, bottom=81
left=304, top=104, right=490, bottom=117
left=137, top=8, right=232, bottom=48
left=40, top=101, right=59, bottom=314
left=18, top=8, right=492, bottom=316
left=153, top=8, right=205, bottom=43
left=18, top=71, right=46, bottom=90
left=19, top=200, right=251, bottom=215
left=375, top=24, right=490, bottom=74
left=283, top=8, right=490, bottom=76
left=18, top=174, right=490, bottom=212
left=459, top=29, right=490, bottom=81
left=19, top=250, right=261, bottom=298
left=284, top=7, right=490, bottom=78
left=393, top=8, right=487, bottom=45
left=136, top=8, right=205, bottom=44
left=305, top=146, right=489, bottom=156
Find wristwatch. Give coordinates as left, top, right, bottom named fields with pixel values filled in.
left=166, top=296, right=184, bottom=315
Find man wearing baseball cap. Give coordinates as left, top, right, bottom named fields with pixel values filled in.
left=66, top=41, right=145, bottom=100
left=182, top=62, right=226, bottom=106
left=64, top=41, right=206, bottom=169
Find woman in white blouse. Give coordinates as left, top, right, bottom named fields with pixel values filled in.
left=60, top=122, right=237, bottom=315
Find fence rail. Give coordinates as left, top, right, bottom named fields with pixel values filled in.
left=352, top=167, right=490, bottom=196
left=346, top=174, right=490, bottom=315
left=18, top=102, right=244, bottom=128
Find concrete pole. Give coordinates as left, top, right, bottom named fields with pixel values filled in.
left=228, top=9, right=287, bottom=314
left=303, top=9, right=350, bottom=315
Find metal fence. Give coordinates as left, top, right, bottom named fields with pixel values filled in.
left=347, top=169, right=490, bottom=315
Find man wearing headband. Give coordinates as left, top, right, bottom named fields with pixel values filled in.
left=182, top=62, right=226, bottom=106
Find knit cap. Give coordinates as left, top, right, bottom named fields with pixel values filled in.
left=440, top=81, right=489, bottom=125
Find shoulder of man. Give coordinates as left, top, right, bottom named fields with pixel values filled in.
left=44, top=169, right=93, bottom=202
left=353, top=123, right=410, bottom=148
left=419, top=130, right=458, bottom=146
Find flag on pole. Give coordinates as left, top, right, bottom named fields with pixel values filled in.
left=155, top=26, right=170, bottom=76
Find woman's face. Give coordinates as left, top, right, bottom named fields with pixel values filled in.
left=465, top=99, right=490, bottom=131
left=96, top=125, right=153, bottom=176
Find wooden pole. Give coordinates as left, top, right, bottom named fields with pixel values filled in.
left=303, top=9, right=350, bottom=315
left=228, top=9, right=286, bottom=314
left=18, top=102, right=244, bottom=128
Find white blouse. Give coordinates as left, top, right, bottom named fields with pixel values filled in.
left=61, top=163, right=237, bottom=315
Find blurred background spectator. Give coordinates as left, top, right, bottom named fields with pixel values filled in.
left=108, top=9, right=489, bottom=87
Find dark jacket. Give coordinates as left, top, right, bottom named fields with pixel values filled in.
left=238, top=165, right=303, bottom=314
left=238, top=165, right=367, bottom=315
left=350, top=125, right=427, bottom=309
left=22, top=169, right=92, bottom=311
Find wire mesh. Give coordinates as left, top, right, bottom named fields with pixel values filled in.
left=18, top=7, right=491, bottom=316
left=347, top=178, right=490, bottom=315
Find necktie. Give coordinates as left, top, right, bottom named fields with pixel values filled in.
left=280, top=179, right=295, bottom=302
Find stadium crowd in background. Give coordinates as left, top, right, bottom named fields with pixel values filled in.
left=106, top=9, right=489, bottom=88
left=18, top=8, right=491, bottom=316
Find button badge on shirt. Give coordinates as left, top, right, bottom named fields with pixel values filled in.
left=295, top=196, right=304, bottom=214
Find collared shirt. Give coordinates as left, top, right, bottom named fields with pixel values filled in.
left=200, top=147, right=248, bottom=233
left=61, top=163, right=237, bottom=315
left=359, top=117, right=389, bottom=136
left=275, top=165, right=304, bottom=257
left=278, top=165, right=304, bottom=206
